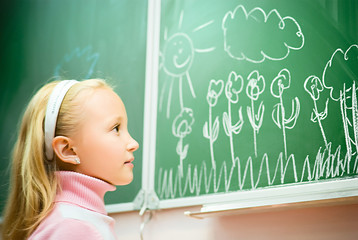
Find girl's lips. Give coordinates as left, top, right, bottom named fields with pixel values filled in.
left=124, top=162, right=134, bottom=168
left=124, top=158, right=134, bottom=164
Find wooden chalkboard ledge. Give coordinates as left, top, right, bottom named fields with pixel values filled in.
left=184, top=196, right=358, bottom=219
left=184, top=178, right=358, bottom=219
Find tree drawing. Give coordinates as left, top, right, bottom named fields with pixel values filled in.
left=321, top=44, right=358, bottom=157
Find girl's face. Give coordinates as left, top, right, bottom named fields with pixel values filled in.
left=72, top=88, right=139, bottom=185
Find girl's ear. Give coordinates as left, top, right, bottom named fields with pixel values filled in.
left=52, top=136, right=78, bottom=165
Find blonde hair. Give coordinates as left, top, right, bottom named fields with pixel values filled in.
left=2, top=79, right=112, bottom=240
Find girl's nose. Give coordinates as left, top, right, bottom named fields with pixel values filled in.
left=127, top=136, right=139, bottom=152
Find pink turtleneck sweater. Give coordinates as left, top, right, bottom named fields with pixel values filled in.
left=28, top=171, right=117, bottom=240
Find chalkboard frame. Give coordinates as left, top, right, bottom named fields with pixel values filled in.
left=142, top=0, right=358, bottom=211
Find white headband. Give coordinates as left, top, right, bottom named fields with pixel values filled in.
left=44, top=80, right=78, bottom=160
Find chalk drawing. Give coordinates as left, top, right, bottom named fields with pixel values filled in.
left=304, top=75, right=329, bottom=148
left=156, top=58, right=358, bottom=199
left=54, top=45, right=99, bottom=79
left=223, top=71, right=244, bottom=166
left=157, top=141, right=356, bottom=199
left=203, top=79, right=224, bottom=171
left=300, top=143, right=358, bottom=181
left=320, top=44, right=358, bottom=157
left=222, top=5, right=304, bottom=63
left=246, top=70, right=265, bottom=157
left=159, top=10, right=215, bottom=118
left=156, top=5, right=357, bottom=201
left=271, top=68, right=300, bottom=160
left=172, top=107, right=195, bottom=176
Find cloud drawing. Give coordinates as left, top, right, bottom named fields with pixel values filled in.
left=222, top=5, right=304, bottom=63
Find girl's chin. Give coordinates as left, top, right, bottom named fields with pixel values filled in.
left=112, top=174, right=133, bottom=186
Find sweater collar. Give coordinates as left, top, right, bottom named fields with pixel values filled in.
left=55, top=171, right=116, bottom=215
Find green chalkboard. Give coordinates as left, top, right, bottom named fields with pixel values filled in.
left=155, top=0, right=358, bottom=200
left=0, top=0, right=147, bottom=214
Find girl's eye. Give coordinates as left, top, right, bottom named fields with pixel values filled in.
left=113, top=124, right=120, bottom=133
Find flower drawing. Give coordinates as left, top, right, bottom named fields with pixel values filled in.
left=304, top=75, right=324, bottom=101
left=246, top=70, right=265, bottom=101
left=172, top=107, right=195, bottom=138
left=270, top=68, right=291, bottom=98
left=225, top=71, right=244, bottom=103
left=207, top=79, right=224, bottom=107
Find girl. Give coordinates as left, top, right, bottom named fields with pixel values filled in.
left=2, top=79, right=139, bottom=239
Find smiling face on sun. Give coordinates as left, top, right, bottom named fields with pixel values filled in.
left=159, top=11, right=215, bottom=118
left=163, top=33, right=194, bottom=77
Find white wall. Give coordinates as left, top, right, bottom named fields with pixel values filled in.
left=0, top=202, right=356, bottom=239
left=112, top=203, right=358, bottom=240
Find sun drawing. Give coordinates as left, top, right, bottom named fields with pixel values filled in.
left=159, top=10, right=215, bottom=118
